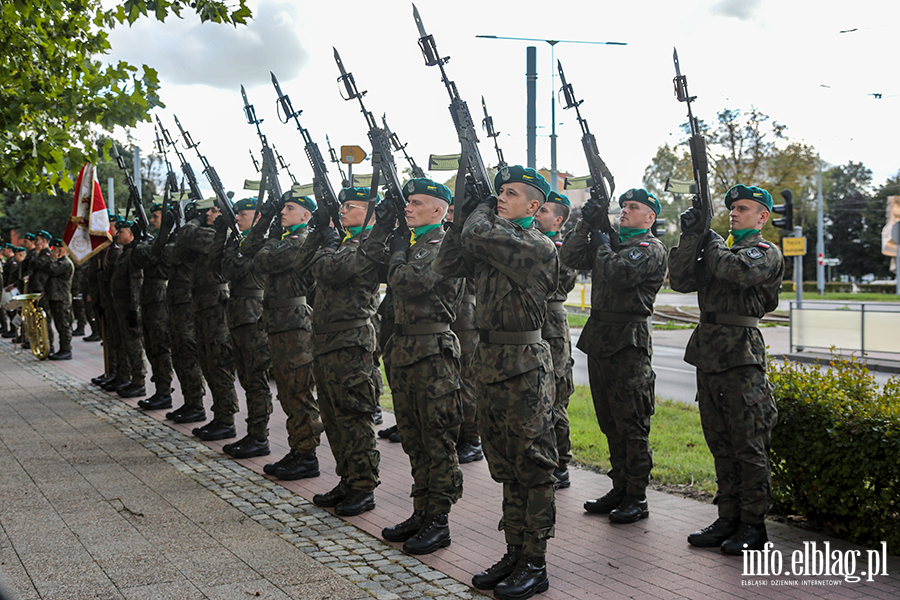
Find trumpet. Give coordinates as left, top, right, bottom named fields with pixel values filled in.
left=14, top=293, right=50, bottom=360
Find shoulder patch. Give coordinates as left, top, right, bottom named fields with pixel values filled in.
left=638, top=241, right=650, bottom=247
left=291, top=235, right=299, bottom=239
left=628, top=248, right=644, bottom=260
left=757, top=242, right=770, bottom=249
left=554, top=240, right=563, bottom=247
left=746, top=247, right=764, bottom=259
left=414, top=249, right=431, bottom=260
left=427, top=239, right=440, bottom=244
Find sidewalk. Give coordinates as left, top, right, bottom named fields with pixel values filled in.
left=1, top=338, right=898, bottom=600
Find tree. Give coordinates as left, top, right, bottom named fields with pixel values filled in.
left=0, top=0, right=250, bottom=193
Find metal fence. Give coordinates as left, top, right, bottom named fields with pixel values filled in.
left=789, top=301, right=900, bottom=354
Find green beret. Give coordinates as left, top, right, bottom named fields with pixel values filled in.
left=402, top=178, right=452, bottom=204
left=339, top=187, right=380, bottom=204
left=115, top=220, right=133, bottom=230
left=3, top=243, right=14, bottom=250
left=724, top=184, right=773, bottom=211
left=24, top=233, right=36, bottom=241
left=36, top=230, right=52, bottom=240
left=149, top=203, right=163, bottom=213
left=14, top=246, right=25, bottom=253
left=494, top=165, right=550, bottom=201
left=618, top=188, right=661, bottom=216
left=547, top=191, right=571, bottom=208
left=109, top=214, right=124, bottom=223
left=51, top=238, right=63, bottom=247
left=281, top=190, right=317, bottom=213
left=233, top=197, right=257, bottom=213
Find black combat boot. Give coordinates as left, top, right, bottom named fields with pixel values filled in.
left=609, top=495, right=649, bottom=524
left=377, top=424, right=397, bottom=439
left=382, top=510, right=426, bottom=543
left=403, top=513, right=451, bottom=555
left=721, top=522, right=768, bottom=555
left=192, top=420, right=237, bottom=441
left=167, top=405, right=207, bottom=423
left=137, top=393, right=173, bottom=410
left=117, top=382, right=147, bottom=398
left=472, top=544, right=523, bottom=590
left=103, top=378, right=131, bottom=392
left=223, top=435, right=270, bottom=459
left=92, top=372, right=115, bottom=386
left=48, top=349, right=73, bottom=361
left=273, top=451, right=319, bottom=480
left=552, top=465, right=570, bottom=490
left=264, top=451, right=296, bottom=475
left=493, top=555, right=550, bottom=600
left=687, top=517, right=741, bottom=548
left=334, top=489, right=375, bottom=516
left=584, top=488, right=625, bottom=514
left=456, top=440, right=483, bottom=464
left=313, top=479, right=350, bottom=508
left=84, top=332, right=102, bottom=342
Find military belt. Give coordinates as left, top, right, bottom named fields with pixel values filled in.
left=460, top=294, right=476, bottom=304
left=396, top=322, right=450, bottom=336
left=313, top=318, right=368, bottom=334
left=590, top=310, right=647, bottom=323
left=264, top=296, right=307, bottom=309
left=479, top=329, right=542, bottom=345
left=192, top=283, right=228, bottom=294
left=167, top=281, right=191, bottom=290
left=700, top=312, right=759, bottom=328
left=547, top=301, right=566, bottom=312
left=231, top=289, right=264, bottom=298
left=144, top=278, right=167, bottom=286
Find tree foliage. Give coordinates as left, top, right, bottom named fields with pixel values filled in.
left=0, top=0, right=250, bottom=194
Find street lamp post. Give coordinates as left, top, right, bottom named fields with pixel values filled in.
left=476, top=35, right=626, bottom=192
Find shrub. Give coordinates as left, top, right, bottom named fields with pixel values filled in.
left=769, top=354, right=900, bottom=553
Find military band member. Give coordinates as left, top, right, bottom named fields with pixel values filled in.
left=45, top=238, right=75, bottom=360
left=560, top=188, right=667, bottom=523
left=434, top=166, right=558, bottom=600
left=534, top=191, right=579, bottom=490
left=28, top=231, right=55, bottom=351
left=110, top=220, right=147, bottom=398
left=2, top=243, right=18, bottom=339
left=670, top=184, right=782, bottom=554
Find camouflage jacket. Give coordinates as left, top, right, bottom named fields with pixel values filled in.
left=174, top=219, right=229, bottom=311
left=110, top=243, right=142, bottom=310
left=71, top=263, right=86, bottom=298
left=542, top=230, right=579, bottom=340
left=669, top=230, right=783, bottom=372
left=433, top=203, right=558, bottom=383
left=307, top=226, right=381, bottom=355
left=378, top=225, right=463, bottom=368
left=98, top=244, right=122, bottom=303
left=450, top=277, right=478, bottom=354
left=4, top=257, right=19, bottom=289
left=130, top=237, right=169, bottom=305
left=561, top=224, right=667, bottom=357
left=87, top=253, right=101, bottom=304
left=44, top=254, right=74, bottom=304
left=16, top=248, right=35, bottom=291
left=245, top=224, right=315, bottom=336
left=214, top=228, right=265, bottom=329
left=27, top=249, right=51, bottom=293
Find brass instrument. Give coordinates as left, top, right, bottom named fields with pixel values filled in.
left=14, top=293, right=50, bottom=360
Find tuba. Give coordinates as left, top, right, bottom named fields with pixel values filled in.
left=14, top=293, right=50, bottom=360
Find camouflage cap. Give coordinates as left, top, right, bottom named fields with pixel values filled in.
left=724, top=184, right=773, bottom=211
left=494, top=165, right=551, bottom=201
left=280, top=190, right=317, bottom=213
left=339, top=187, right=380, bottom=204
left=618, top=188, right=661, bottom=215
left=23, top=233, right=36, bottom=241
left=547, top=191, right=571, bottom=208
left=233, top=197, right=257, bottom=213
left=149, top=202, right=163, bottom=213
left=36, top=230, right=52, bottom=240
left=402, top=178, right=452, bottom=203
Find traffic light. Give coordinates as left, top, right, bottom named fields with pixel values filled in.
left=772, top=189, right=793, bottom=231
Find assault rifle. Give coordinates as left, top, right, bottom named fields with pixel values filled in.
left=382, top=114, right=425, bottom=179
left=273, top=145, right=298, bottom=185
left=173, top=115, right=241, bottom=239
left=333, top=47, right=408, bottom=236
left=154, top=119, right=183, bottom=232
left=325, top=134, right=351, bottom=188
left=271, top=72, right=345, bottom=240
left=557, top=60, right=619, bottom=250
left=672, top=48, right=713, bottom=279
left=481, top=96, right=506, bottom=170
left=109, top=142, right=150, bottom=241
left=157, top=114, right=204, bottom=206
left=412, top=4, right=492, bottom=226
left=241, top=84, right=283, bottom=223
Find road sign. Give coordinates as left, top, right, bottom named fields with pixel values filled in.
left=783, top=236, right=807, bottom=256
left=340, top=145, right=367, bottom=164
left=822, top=258, right=840, bottom=267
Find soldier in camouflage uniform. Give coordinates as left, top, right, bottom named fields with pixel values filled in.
left=110, top=221, right=147, bottom=398
left=306, top=187, right=382, bottom=517
left=670, top=184, right=782, bottom=555
left=212, top=197, right=273, bottom=459
left=534, top=191, right=579, bottom=490
left=131, top=204, right=175, bottom=410
left=43, top=238, right=75, bottom=360
left=434, top=166, right=558, bottom=600
left=560, top=188, right=668, bottom=524
left=71, top=262, right=89, bottom=337
left=366, top=179, right=463, bottom=555
left=175, top=199, right=239, bottom=441
left=96, top=215, right=128, bottom=390
left=158, top=204, right=208, bottom=424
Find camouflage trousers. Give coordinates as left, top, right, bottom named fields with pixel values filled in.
left=313, top=345, right=380, bottom=491
left=477, top=366, right=558, bottom=557
left=38, top=296, right=55, bottom=349
left=547, top=335, right=574, bottom=467
left=141, top=301, right=173, bottom=395
left=100, top=292, right=122, bottom=377
left=269, top=329, right=322, bottom=453
left=193, top=300, right=237, bottom=423
left=72, top=295, right=87, bottom=331
left=168, top=300, right=205, bottom=408
left=231, top=323, right=273, bottom=439
left=457, top=347, right=480, bottom=445
left=587, top=346, right=655, bottom=496
left=696, top=365, right=778, bottom=524
left=49, top=301, right=72, bottom=353
left=389, top=349, right=463, bottom=514
left=113, top=298, right=145, bottom=386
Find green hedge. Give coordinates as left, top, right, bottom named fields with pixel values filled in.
left=858, top=283, right=899, bottom=294
left=769, top=355, right=900, bottom=553
left=795, top=281, right=854, bottom=293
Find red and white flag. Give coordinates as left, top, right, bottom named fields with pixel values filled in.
left=62, top=163, right=112, bottom=265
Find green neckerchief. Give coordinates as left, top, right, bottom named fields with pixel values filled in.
left=727, top=228, right=759, bottom=248
left=281, top=222, right=307, bottom=239
left=411, top=223, right=441, bottom=246
left=618, top=227, right=648, bottom=242
left=342, top=224, right=373, bottom=244
left=542, top=230, right=558, bottom=238
left=511, top=216, right=534, bottom=229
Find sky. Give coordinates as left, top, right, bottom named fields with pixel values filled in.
left=104, top=0, right=899, bottom=205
